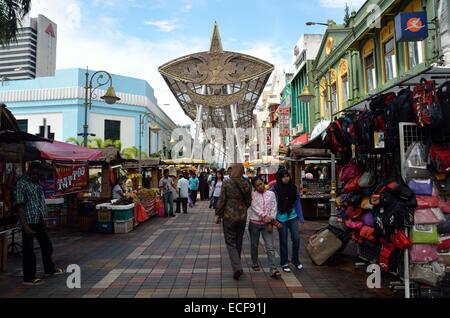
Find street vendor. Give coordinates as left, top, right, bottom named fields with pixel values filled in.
left=112, top=177, right=125, bottom=200
left=15, top=162, right=65, bottom=286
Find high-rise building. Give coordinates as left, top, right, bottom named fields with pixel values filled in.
left=0, top=14, right=57, bottom=81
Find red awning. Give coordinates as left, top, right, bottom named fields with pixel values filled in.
left=33, top=141, right=103, bottom=161
left=290, top=133, right=309, bottom=146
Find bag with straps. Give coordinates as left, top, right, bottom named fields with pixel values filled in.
left=378, top=241, right=397, bottom=273
left=415, top=208, right=441, bottom=225
left=391, top=229, right=412, bottom=250
left=410, top=244, right=438, bottom=263
left=411, top=224, right=439, bottom=244
left=412, top=79, right=443, bottom=127
left=429, top=145, right=450, bottom=173
left=408, top=179, right=433, bottom=196
left=306, top=228, right=343, bottom=266
left=410, top=262, right=446, bottom=287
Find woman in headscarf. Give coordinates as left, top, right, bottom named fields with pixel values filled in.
left=271, top=167, right=304, bottom=272
left=215, top=163, right=252, bottom=280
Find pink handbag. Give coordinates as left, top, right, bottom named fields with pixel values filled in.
left=410, top=244, right=438, bottom=264
left=414, top=209, right=440, bottom=224
left=345, top=219, right=363, bottom=230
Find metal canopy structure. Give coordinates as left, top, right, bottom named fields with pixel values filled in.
left=159, top=23, right=274, bottom=131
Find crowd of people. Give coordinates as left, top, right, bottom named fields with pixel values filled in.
left=158, top=164, right=305, bottom=281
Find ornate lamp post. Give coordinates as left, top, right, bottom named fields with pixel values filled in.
left=139, top=113, right=161, bottom=174
left=81, top=67, right=120, bottom=147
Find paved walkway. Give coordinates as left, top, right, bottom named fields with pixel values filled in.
left=0, top=201, right=396, bottom=298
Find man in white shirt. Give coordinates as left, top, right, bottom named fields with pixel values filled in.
left=176, top=172, right=190, bottom=214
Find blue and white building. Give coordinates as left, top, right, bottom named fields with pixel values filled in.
left=0, top=68, right=177, bottom=155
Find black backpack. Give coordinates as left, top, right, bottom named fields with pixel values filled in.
left=396, top=89, right=415, bottom=123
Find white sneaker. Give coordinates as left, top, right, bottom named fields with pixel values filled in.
left=296, top=264, right=304, bottom=270
left=281, top=265, right=291, bottom=273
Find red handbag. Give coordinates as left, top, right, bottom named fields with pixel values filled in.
left=439, top=200, right=450, bottom=214
left=360, top=225, right=376, bottom=242
left=416, top=195, right=440, bottom=209
left=379, top=241, right=396, bottom=272
left=343, top=177, right=361, bottom=193
left=346, top=206, right=363, bottom=219
left=339, top=159, right=363, bottom=183
left=352, top=232, right=364, bottom=244
left=438, top=237, right=450, bottom=252
left=345, top=219, right=363, bottom=230
left=391, top=230, right=412, bottom=250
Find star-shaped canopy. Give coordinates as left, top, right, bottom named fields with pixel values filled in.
left=159, top=22, right=274, bottom=130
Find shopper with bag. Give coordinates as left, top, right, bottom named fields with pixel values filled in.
left=248, top=177, right=281, bottom=278
left=176, top=172, right=189, bottom=214
left=271, top=168, right=304, bottom=272
left=215, top=163, right=252, bottom=280
left=188, top=172, right=199, bottom=207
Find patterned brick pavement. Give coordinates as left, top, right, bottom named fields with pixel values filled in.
left=0, top=200, right=397, bottom=298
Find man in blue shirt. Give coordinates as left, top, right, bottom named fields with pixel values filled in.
left=188, top=172, right=199, bottom=207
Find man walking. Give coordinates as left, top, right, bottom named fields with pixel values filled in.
left=177, top=172, right=190, bottom=214
left=159, top=169, right=175, bottom=217
left=188, top=172, right=199, bottom=207
left=15, top=162, right=64, bottom=285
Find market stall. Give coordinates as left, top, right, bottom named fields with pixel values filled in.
left=306, top=67, right=450, bottom=298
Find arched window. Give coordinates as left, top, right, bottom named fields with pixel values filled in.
left=338, top=59, right=349, bottom=110
left=381, top=21, right=397, bottom=83
left=362, top=39, right=376, bottom=93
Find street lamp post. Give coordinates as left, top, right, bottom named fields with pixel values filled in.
left=82, top=67, right=121, bottom=147
left=138, top=113, right=161, bottom=175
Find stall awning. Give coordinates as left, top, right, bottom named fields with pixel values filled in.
left=290, top=133, right=309, bottom=145
left=30, top=141, right=103, bottom=161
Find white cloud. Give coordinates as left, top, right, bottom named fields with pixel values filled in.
left=144, top=19, right=180, bottom=32
left=319, top=0, right=366, bottom=9
left=184, top=4, right=192, bottom=11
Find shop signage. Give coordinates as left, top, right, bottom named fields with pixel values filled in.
left=53, top=164, right=88, bottom=196
left=395, top=12, right=428, bottom=42
left=278, top=106, right=291, bottom=137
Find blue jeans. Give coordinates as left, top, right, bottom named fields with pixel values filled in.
left=249, top=222, right=278, bottom=271
left=278, top=218, right=300, bottom=266
left=163, top=191, right=174, bottom=216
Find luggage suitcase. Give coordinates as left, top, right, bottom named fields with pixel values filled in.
left=306, top=228, right=343, bottom=266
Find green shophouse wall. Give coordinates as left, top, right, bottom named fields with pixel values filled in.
left=309, top=0, right=440, bottom=128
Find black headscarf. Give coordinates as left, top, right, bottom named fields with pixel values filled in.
left=274, top=168, right=298, bottom=215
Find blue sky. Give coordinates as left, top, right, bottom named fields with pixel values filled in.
left=30, top=0, right=366, bottom=125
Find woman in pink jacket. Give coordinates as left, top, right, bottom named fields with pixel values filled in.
left=248, top=177, right=282, bottom=278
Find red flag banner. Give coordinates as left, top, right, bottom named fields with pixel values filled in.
left=53, top=163, right=89, bottom=196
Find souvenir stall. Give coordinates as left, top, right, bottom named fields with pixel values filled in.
left=285, top=144, right=332, bottom=219
left=306, top=67, right=450, bottom=298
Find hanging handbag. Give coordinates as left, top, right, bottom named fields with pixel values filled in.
left=410, top=244, right=438, bottom=263
left=414, top=208, right=441, bottom=225
left=390, top=229, right=412, bottom=250
left=362, top=212, right=375, bottom=226
left=411, top=224, right=439, bottom=244
left=378, top=241, right=397, bottom=273
left=339, top=159, right=363, bottom=183
left=438, top=235, right=450, bottom=252
left=360, top=196, right=374, bottom=210
left=345, top=219, right=363, bottom=230
left=359, top=170, right=376, bottom=188
left=439, top=200, right=450, bottom=214
left=408, top=179, right=433, bottom=196
left=416, top=195, right=440, bottom=209
left=343, top=176, right=361, bottom=193
left=345, top=206, right=363, bottom=220
left=360, top=225, right=376, bottom=242
left=410, top=262, right=446, bottom=287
